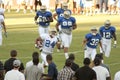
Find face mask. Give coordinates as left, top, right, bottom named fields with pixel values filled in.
left=92, top=33, right=96, bottom=35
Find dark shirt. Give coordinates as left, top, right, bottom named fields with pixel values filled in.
left=0, top=61, right=4, bottom=80
left=4, top=58, right=24, bottom=73
left=75, top=65, right=96, bottom=80
left=48, top=62, right=58, bottom=80
left=71, top=62, right=79, bottom=72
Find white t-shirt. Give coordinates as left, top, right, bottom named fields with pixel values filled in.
left=41, top=34, right=58, bottom=54
left=26, top=60, right=44, bottom=73
left=93, top=66, right=110, bottom=80
left=114, top=71, right=120, bottom=80
left=4, top=69, right=25, bottom=80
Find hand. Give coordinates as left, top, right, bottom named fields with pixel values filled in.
left=4, top=32, right=7, bottom=38
left=35, top=21, right=39, bottom=25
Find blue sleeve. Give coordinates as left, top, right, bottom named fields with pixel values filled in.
left=36, top=11, right=40, bottom=17
left=85, top=34, right=90, bottom=40
left=58, top=17, right=62, bottom=23
left=111, top=26, right=116, bottom=33
left=71, top=17, right=76, bottom=24
left=56, top=8, right=61, bottom=15
left=46, top=12, right=52, bottom=17
left=48, top=65, right=55, bottom=78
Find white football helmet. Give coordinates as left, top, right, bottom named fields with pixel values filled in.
left=64, top=10, right=71, bottom=19
left=62, top=2, right=68, bottom=10
left=0, top=8, right=4, bottom=15
left=104, top=20, right=111, bottom=29
left=40, top=5, right=47, bottom=13
left=49, top=28, right=57, bottom=37
left=91, top=27, right=97, bottom=35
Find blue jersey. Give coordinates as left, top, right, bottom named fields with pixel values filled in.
left=56, top=8, right=71, bottom=18
left=86, top=33, right=101, bottom=48
left=99, top=26, right=116, bottom=39
left=58, top=17, right=76, bottom=29
left=36, top=11, right=52, bottom=27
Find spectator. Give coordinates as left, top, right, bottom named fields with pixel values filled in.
left=93, top=57, right=111, bottom=80
left=75, top=58, right=97, bottom=80
left=114, top=70, right=120, bottom=80
left=95, top=53, right=110, bottom=72
left=99, top=0, right=108, bottom=13
left=41, top=54, right=58, bottom=80
left=57, top=59, right=74, bottom=80
left=34, top=0, right=42, bottom=12
left=4, top=50, right=24, bottom=73
left=0, top=61, right=4, bottom=80
left=26, top=51, right=44, bottom=73
left=4, top=60, right=25, bottom=80
left=25, top=52, right=43, bottom=80
left=68, top=53, right=79, bottom=71
left=0, top=8, right=6, bottom=46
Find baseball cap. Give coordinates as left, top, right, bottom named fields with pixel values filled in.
left=13, top=60, right=21, bottom=67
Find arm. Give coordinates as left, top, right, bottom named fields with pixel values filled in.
left=47, top=16, right=53, bottom=22
left=53, top=12, right=58, bottom=21
left=55, top=22, right=60, bottom=32
left=72, top=23, right=77, bottom=30
left=106, top=77, right=111, bottom=80
left=1, top=21, right=6, bottom=33
left=82, top=38, right=87, bottom=50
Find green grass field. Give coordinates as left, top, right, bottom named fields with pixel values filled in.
left=0, top=10, right=120, bottom=80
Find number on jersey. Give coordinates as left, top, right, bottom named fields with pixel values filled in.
left=45, top=40, right=56, bottom=48
left=90, top=39, right=99, bottom=46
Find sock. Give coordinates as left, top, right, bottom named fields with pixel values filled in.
left=65, top=53, right=69, bottom=59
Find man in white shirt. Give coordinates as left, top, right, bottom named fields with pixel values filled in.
left=93, top=57, right=111, bottom=80
left=4, top=60, right=25, bottom=80
left=26, top=51, right=44, bottom=73
left=114, top=71, right=120, bottom=80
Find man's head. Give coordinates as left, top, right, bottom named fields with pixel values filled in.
left=10, top=50, right=17, bottom=58
left=13, top=60, right=21, bottom=68
left=68, top=53, right=75, bottom=61
left=83, top=58, right=91, bottom=66
left=62, top=2, right=68, bottom=10
left=65, top=59, right=72, bottom=67
left=49, top=28, right=57, bottom=37
left=32, top=52, right=39, bottom=65
left=40, top=5, right=47, bottom=13
left=104, top=20, right=111, bottom=29
left=91, top=27, right=97, bottom=36
left=93, top=57, right=101, bottom=66
left=46, top=54, right=52, bottom=63
left=63, top=10, right=71, bottom=19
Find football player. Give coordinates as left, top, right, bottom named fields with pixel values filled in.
left=0, top=8, right=7, bottom=46
left=35, top=28, right=59, bottom=67
left=99, top=20, right=117, bottom=57
left=53, top=2, right=71, bottom=21
left=55, top=10, right=77, bottom=59
left=82, top=27, right=102, bottom=61
left=34, top=5, right=53, bottom=36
